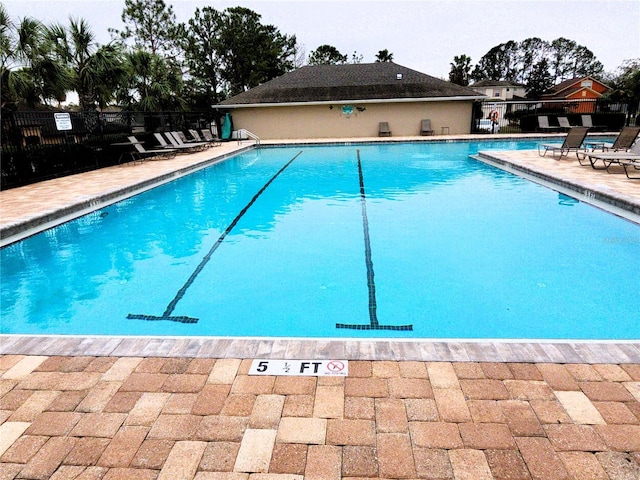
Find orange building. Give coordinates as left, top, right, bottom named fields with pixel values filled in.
left=540, top=76, right=610, bottom=112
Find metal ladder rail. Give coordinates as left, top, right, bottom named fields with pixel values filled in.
left=236, top=129, right=260, bottom=145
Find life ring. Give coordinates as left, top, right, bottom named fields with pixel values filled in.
left=489, top=110, right=499, bottom=122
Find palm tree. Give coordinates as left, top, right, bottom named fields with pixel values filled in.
left=87, top=44, right=127, bottom=110
left=375, top=49, right=393, bottom=62
left=0, top=7, right=71, bottom=109
left=1, top=5, right=22, bottom=109
left=46, top=17, right=125, bottom=110
left=0, top=5, right=13, bottom=68
left=448, top=54, right=472, bottom=86
left=48, top=18, right=92, bottom=108
left=20, top=18, right=72, bottom=106
left=1, top=8, right=37, bottom=109
left=119, top=50, right=184, bottom=111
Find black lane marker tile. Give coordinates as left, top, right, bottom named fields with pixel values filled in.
left=336, top=149, right=413, bottom=331
left=128, top=151, right=303, bottom=324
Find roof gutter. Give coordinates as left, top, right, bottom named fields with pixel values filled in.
left=215, top=95, right=486, bottom=109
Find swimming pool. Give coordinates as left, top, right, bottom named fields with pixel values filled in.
left=1, top=140, right=639, bottom=339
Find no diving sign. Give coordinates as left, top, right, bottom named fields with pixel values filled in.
left=249, top=359, right=348, bottom=376
left=54, top=113, right=72, bottom=131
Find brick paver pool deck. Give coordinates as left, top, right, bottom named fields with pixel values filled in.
left=1, top=134, right=639, bottom=479
left=1, top=356, right=639, bottom=479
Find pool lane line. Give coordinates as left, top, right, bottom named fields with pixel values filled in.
left=336, top=150, right=413, bottom=331
left=127, top=150, right=304, bottom=324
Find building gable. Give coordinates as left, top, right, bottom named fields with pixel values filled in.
left=542, top=76, right=609, bottom=100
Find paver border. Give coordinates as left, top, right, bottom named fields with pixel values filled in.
left=1, top=335, right=639, bottom=364
left=474, top=151, right=640, bottom=221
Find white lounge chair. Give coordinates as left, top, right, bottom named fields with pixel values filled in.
left=201, top=128, right=221, bottom=145
left=557, top=117, right=574, bottom=131
left=127, top=136, right=177, bottom=161
left=537, top=116, right=561, bottom=132
left=581, top=115, right=606, bottom=131
left=188, top=129, right=218, bottom=147
left=154, top=132, right=193, bottom=151
left=585, top=141, right=640, bottom=178
left=166, top=132, right=208, bottom=151
left=578, top=126, right=640, bottom=166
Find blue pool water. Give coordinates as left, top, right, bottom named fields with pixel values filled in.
left=2, top=140, right=639, bottom=339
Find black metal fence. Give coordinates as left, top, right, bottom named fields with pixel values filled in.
left=3, top=100, right=637, bottom=189
left=1, top=110, right=217, bottom=189
left=472, top=98, right=635, bottom=134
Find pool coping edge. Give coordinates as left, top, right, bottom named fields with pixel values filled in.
left=0, top=145, right=257, bottom=247
left=1, top=335, right=638, bottom=364
left=473, top=152, right=640, bottom=223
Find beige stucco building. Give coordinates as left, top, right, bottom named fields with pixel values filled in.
left=216, top=63, right=485, bottom=140
left=470, top=80, right=527, bottom=101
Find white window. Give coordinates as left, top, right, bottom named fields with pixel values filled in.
left=581, top=80, right=593, bottom=88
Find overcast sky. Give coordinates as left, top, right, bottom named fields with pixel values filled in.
left=4, top=0, right=639, bottom=78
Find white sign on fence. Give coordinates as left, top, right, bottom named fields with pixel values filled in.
left=54, top=113, right=72, bottom=131
left=249, top=359, right=348, bottom=376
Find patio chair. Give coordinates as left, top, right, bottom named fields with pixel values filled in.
left=537, top=127, right=589, bottom=159
left=189, top=129, right=219, bottom=147
left=585, top=141, right=640, bottom=178
left=577, top=126, right=640, bottom=166
left=166, top=131, right=208, bottom=151
left=537, top=116, right=561, bottom=132
left=557, top=117, right=574, bottom=131
left=201, top=128, right=222, bottom=145
left=603, top=126, right=640, bottom=151
left=127, top=136, right=177, bottom=161
left=580, top=115, right=606, bottom=131
left=615, top=158, right=640, bottom=179
left=154, top=132, right=193, bottom=151
left=420, top=119, right=434, bottom=136
left=175, top=131, right=200, bottom=144
left=379, top=122, right=391, bottom=137
left=187, top=129, right=204, bottom=142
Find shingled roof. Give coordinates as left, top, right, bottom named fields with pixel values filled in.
left=471, top=79, right=525, bottom=88
left=218, top=62, right=484, bottom=107
left=540, top=76, right=610, bottom=100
